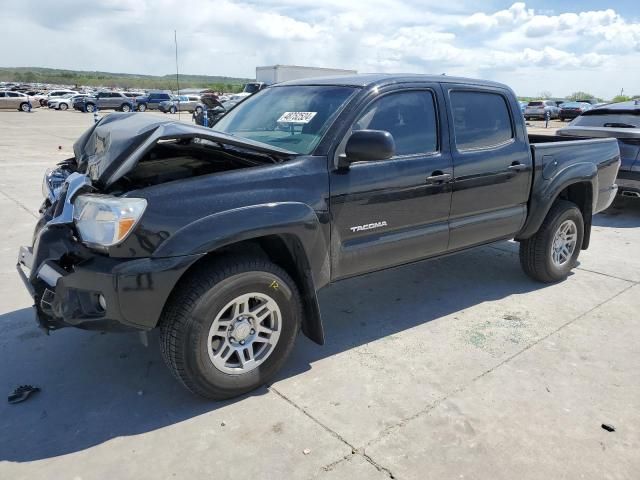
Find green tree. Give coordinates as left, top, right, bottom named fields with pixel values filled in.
left=611, top=95, right=631, bottom=103
left=538, top=90, right=552, bottom=99
left=567, top=91, right=595, bottom=101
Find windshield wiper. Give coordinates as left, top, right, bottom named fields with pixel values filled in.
left=602, top=122, right=637, bottom=128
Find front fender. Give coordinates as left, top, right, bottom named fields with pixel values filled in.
left=153, top=202, right=330, bottom=289
left=517, top=161, right=597, bottom=239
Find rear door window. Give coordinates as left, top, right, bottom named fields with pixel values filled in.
left=450, top=91, right=514, bottom=150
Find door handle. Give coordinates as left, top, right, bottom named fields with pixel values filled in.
left=425, top=172, right=452, bottom=184
left=508, top=162, right=527, bottom=172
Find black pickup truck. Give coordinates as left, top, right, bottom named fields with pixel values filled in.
left=18, top=74, right=620, bottom=399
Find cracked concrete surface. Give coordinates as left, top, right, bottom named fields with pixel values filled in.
left=0, top=110, right=639, bottom=479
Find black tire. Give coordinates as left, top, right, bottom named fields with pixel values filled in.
left=519, top=200, right=584, bottom=283
left=121, top=103, right=131, bottom=112
left=159, top=256, right=302, bottom=399
left=85, top=103, right=95, bottom=113
left=169, top=106, right=177, bottom=114
left=138, top=103, right=147, bottom=112
left=19, top=102, right=29, bottom=112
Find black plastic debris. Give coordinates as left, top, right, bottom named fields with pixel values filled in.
left=8, top=385, right=40, bottom=404
left=601, top=423, right=616, bottom=432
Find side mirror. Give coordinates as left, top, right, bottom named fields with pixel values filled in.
left=338, top=130, right=395, bottom=169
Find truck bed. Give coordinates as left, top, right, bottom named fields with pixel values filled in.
left=528, top=135, right=620, bottom=216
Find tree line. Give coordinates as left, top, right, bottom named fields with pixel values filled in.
left=1, top=68, right=250, bottom=92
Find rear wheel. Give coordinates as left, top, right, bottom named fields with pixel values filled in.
left=137, top=103, right=147, bottom=112
left=121, top=103, right=131, bottom=112
left=85, top=103, right=96, bottom=113
left=169, top=105, right=177, bottom=114
left=59, top=103, right=68, bottom=111
left=519, top=200, right=584, bottom=283
left=19, top=102, right=29, bottom=112
left=159, top=256, right=301, bottom=399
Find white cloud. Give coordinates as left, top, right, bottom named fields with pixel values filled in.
left=0, top=1, right=638, bottom=98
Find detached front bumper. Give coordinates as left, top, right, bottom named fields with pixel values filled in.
left=17, top=224, right=202, bottom=332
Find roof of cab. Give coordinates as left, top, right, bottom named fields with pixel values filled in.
left=274, top=73, right=509, bottom=90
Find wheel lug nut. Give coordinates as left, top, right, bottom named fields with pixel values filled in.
left=230, top=337, right=235, bottom=342
left=240, top=340, right=245, bottom=345
left=250, top=329, right=255, bottom=335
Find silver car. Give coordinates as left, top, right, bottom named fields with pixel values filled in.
left=524, top=100, right=560, bottom=120
left=0, top=91, right=36, bottom=111
left=158, top=95, right=202, bottom=114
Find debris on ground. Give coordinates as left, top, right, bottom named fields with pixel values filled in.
left=601, top=423, right=616, bottom=432
left=8, top=385, right=40, bottom=404
left=302, top=448, right=311, bottom=455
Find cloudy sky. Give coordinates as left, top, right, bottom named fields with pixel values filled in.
left=1, top=0, right=639, bottom=98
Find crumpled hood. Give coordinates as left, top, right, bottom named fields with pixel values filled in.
left=72, top=113, right=295, bottom=188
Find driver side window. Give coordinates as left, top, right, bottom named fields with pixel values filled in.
left=353, top=90, right=438, bottom=157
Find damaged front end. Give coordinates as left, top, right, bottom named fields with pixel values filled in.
left=17, top=113, right=294, bottom=333
left=18, top=172, right=107, bottom=332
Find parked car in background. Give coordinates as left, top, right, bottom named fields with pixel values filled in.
left=558, top=100, right=640, bottom=199
left=25, top=91, right=48, bottom=105
left=193, top=99, right=241, bottom=126
left=524, top=100, right=559, bottom=120
left=559, top=102, right=593, bottom=121
left=79, top=91, right=136, bottom=113
left=0, top=91, right=37, bottom=111
left=123, top=92, right=144, bottom=100
left=136, top=92, right=172, bottom=112
left=518, top=101, right=527, bottom=115
left=48, top=93, right=88, bottom=110
left=43, top=90, right=78, bottom=106
left=158, top=95, right=203, bottom=114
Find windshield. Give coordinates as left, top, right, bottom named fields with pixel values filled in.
left=214, top=85, right=357, bottom=154
left=573, top=110, right=640, bottom=128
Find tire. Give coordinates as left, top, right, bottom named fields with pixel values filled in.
left=85, top=103, right=95, bottom=113
left=519, top=200, right=584, bottom=283
left=138, top=103, right=147, bottom=112
left=121, top=103, right=131, bottom=112
left=19, top=102, right=29, bottom=112
left=59, top=103, right=68, bottom=111
left=169, top=106, right=177, bottom=114
left=159, top=256, right=302, bottom=399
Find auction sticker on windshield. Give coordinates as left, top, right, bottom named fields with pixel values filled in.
left=277, top=112, right=317, bottom=124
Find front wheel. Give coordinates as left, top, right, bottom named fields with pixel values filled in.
left=169, top=106, right=177, bottom=114
left=19, top=102, right=30, bottom=112
left=59, top=103, right=68, bottom=111
left=519, top=200, right=584, bottom=283
left=137, top=103, right=147, bottom=112
left=121, top=103, right=131, bottom=112
left=159, top=256, right=301, bottom=399
left=85, top=103, right=95, bottom=113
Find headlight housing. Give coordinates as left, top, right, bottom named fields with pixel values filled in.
left=73, top=194, right=147, bottom=247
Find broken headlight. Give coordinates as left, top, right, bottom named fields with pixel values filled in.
left=73, top=194, right=147, bottom=247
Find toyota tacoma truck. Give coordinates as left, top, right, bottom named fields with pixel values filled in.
left=17, top=74, right=620, bottom=399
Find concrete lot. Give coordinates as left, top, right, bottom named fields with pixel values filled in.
left=0, top=109, right=638, bottom=479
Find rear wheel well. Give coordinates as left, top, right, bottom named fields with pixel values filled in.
left=163, top=235, right=324, bottom=344
left=556, top=182, right=592, bottom=249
